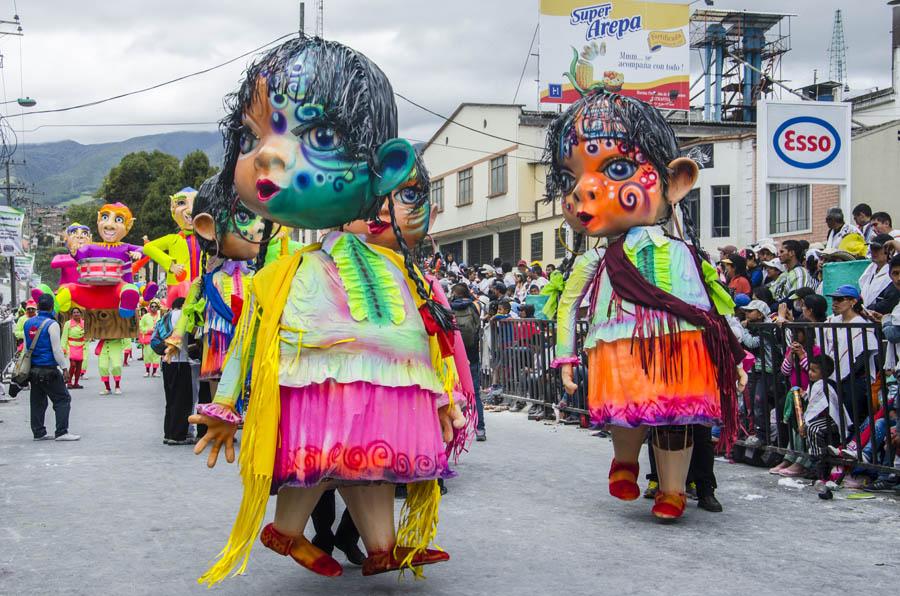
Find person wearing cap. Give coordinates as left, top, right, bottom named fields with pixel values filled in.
left=771, top=240, right=814, bottom=302
left=761, top=258, right=784, bottom=288
left=852, top=203, right=875, bottom=243
left=738, top=299, right=777, bottom=448
left=860, top=234, right=899, bottom=314
left=24, top=293, right=80, bottom=442
left=825, top=207, right=862, bottom=251
left=721, top=255, right=750, bottom=296
left=717, top=245, right=737, bottom=261
left=755, top=242, right=777, bottom=264
left=824, top=285, right=878, bottom=424
left=478, top=265, right=496, bottom=295
left=14, top=299, right=38, bottom=344
left=516, top=259, right=529, bottom=278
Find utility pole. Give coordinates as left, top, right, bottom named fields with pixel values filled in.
left=299, top=2, right=305, bottom=35
left=5, top=160, right=15, bottom=305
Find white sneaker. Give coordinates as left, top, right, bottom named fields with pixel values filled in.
left=143, top=372, right=150, bottom=378
left=55, top=433, right=81, bottom=441
left=99, top=389, right=110, bottom=395
left=114, top=388, right=122, bottom=395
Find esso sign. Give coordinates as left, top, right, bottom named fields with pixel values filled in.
left=772, top=116, right=841, bottom=170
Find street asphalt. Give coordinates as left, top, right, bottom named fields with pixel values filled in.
left=0, top=360, right=897, bottom=596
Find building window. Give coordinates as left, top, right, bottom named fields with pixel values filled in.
left=489, top=155, right=508, bottom=196
left=554, top=226, right=567, bottom=259
left=769, top=184, right=810, bottom=234
left=466, top=235, right=493, bottom=265
left=457, top=168, right=473, bottom=206
left=682, top=188, right=700, bottom=234
left=711, top=185, right=730, bottom=238
left=431, top=178, right=444, bottom=213
left=531, top=232, right=543, bottom=261
left=498, top=229, right=520, bottom=264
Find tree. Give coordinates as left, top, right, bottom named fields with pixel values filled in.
left=180, top=150, right=218, bottom=190
left=138, top=163, right=182, bottom=242
left=64, top=201, right=103, bottom=239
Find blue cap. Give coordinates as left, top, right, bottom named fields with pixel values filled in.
left=827, top=284, right=860, bottom=300
left=734, top=293, right=751, bottom=307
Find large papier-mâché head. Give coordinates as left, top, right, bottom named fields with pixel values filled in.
left=170, top=187, right=198, bottom=232
left=220, top=36, right=416, bottom=231
left=192, top=174, right=265, bottom=262
left=96, top=203, right=134, bottom=243
left=544, top=91, right=698, bottom=238
left=64, top=223, right=92, bottom=255
left=344, top=150, right=434, bottom=251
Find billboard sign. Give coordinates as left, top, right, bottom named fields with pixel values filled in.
left=0, top=205, right=24, bottom=257
left=539, top=0, right=690, bottom=110
left=758, top=100, right=851, bottom=183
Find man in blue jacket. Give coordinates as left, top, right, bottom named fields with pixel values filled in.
left=24, top=294, right=80, bottom=441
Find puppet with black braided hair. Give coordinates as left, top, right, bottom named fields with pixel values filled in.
left=188, top=36, right=457, bottom=587
left=164, top=174, right=265, bottom=400
left=545, top=90, right=748, bottom=522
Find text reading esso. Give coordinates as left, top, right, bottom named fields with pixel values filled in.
left=772, top=116, right=841, bottom=170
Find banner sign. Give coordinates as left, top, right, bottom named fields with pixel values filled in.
left=758, top=100, right=851, bottom=183
left=14, top=253, right=33, bottom=282
left=539, top=0, right=690, bottom=109
left=0, top=205, right=24, bottom=257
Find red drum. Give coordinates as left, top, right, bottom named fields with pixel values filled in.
left=77, top=257, right=126, bottom=285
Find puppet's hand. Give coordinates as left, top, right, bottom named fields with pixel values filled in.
left=188, top=414, right=237, bottom=468
left=561, top=364, right=578, bottom=396
left=128, top=251, right=142, bottom=261
left=736, top=366, right=748, bottom=393
left=163, top=341, right=179, bottom=363
left=438, top=403, right=466, bottom=444
left=170, top=263, right=186, bottom=277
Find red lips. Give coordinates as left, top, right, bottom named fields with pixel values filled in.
left=367, top=220, right=390, bottom=235
left=577, top=211, right=594, bottom=224
left=256, top=179, right=280, bottom=202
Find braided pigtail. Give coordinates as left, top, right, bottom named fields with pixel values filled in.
left=255, top=220, right=274, bottom=271
left=386, top=193, right=455, bottom=333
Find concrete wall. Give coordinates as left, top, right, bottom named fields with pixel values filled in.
left=851, top=120, right=900, bottom=217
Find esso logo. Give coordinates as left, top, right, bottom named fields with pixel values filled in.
left=772, top=116, right=841, bottom=170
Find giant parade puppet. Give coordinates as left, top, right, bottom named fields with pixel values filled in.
left=188, top=36, right=465, bottom=586
left=548, top=91, right=747, bottom=521
left=165, top=173, right=266, bottom=398
left=143, top=187, right=203, bottom=307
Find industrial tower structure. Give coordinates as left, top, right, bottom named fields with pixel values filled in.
left=828, top=9, right=849, bottom=92
left=690, top=9, right=794, bottom=123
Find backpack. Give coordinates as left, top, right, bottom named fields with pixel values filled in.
left=455, top=303, right=481, bottom=354
left=150, top=311, right=175, bottom=356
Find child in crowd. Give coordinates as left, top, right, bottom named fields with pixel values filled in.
left=740, top=300, right=780, bottom=447
left=803, top=354, right=850, bottom=499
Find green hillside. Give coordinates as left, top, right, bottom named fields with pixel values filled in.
left=16, top=130, right=224, bottom=205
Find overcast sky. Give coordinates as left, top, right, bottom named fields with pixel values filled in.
left=1, top=0, right=895, bottom=150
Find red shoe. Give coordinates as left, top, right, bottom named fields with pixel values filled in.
left=608, top=459, right=640, bottom=501
left=361, top=547, right=449, bottom=576
left=260, top=523, right=342, bottom=577
left=651, top=492, right=687, bottom=520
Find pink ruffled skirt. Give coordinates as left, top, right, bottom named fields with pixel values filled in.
left=271, top=380, right=451, bottom=494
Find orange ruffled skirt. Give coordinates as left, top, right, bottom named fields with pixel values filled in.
left=587, top=330, right=720, bottom=428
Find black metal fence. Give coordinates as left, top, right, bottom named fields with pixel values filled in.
left=485, top=317, right=899, bottom=477
left=0, top=318, right=15, bottom=380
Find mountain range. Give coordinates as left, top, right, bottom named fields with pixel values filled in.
left=15, top=130, right=225, bottom=205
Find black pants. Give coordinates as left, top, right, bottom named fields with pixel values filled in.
left=162, top=362, right=193, bottom=441
left=647, top=425, right=717, bottom=496
left=196, top=381, right=212, bottom=439
left=311, top=489, right=360, bottom=554
left=29, top=366, right=71, bottom=439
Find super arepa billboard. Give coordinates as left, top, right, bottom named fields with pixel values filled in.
left=539, top=0, right=690, bottom=110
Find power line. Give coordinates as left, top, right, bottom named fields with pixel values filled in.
left=19, top=32, right=297, bottom=116
left=16, top=121, right=219, bottom=133
left=512, top=23, right=539, bottom=104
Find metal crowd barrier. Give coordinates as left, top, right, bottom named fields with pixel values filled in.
left=0, top=318, right=15, bottom=380
left=485, top=317, right=899, bottom=477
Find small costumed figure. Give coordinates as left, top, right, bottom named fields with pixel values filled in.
left=53, top=223, right=93, bottom=284
left=165, top=173, right=266, bottom=395
left=56, top=203, right=157, bottom=321
left=139, top=299, right=163, bottom=377
left=96, top=337, right=128, bottom=395
left=548, top=91, right=747, bottom=521
left=189, top=37, right=462, bottom=587
left=61, top=307, right=87, bottom=388
left=143, top=187, right=203, bottom=307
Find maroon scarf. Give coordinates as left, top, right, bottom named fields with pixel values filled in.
left=601, top=235, right=744, bottom=451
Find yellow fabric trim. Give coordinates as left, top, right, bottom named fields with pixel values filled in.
left=198, top=244, right=320, bottom=587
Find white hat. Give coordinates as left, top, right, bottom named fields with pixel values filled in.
left=741, top=300, right=772, bottom=317
left=480, top=265, right=495, bottom=275
left=756, top=242, right=777, bottom=255
left=763, top=258, right=785, bottom=272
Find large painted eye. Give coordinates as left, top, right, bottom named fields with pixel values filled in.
left=234, top=210, right=251, bottom=225
left=558, top=170, right=577, bottom=195
left=100, top=214, right=109, bottom=221
left=239, top=127, right=259, bottom=154
left=306, top=127, right=341, bottom=151
left=115, top=216, right=124, bottom=224
left=398, top=187, right=419, bottom=205
left=604, top=159, right=637, bottom=181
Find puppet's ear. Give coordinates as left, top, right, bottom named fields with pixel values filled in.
left=193, top=213, right=216, bottom=242
left=428, top=201, right=439, bottom=230
left=372, top=139, right=416, bottom=197
left=665, top=157, right=699, bottom=205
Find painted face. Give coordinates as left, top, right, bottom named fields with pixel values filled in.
left=65, top=227, right=92, bottom=255
left=170, top=192, right=196, bottom=231
left=234, top=58, right=377, bottom=230
left=344, top=187, right=431, bottom=251
left=97, top=211, right=130, bottom=242
left=220, top=208, right=266, bottom=261
left=556, top=105, right=667, bottom=237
